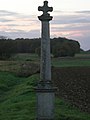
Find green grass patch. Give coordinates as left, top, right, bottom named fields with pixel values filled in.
left=52, top=58, right=90, bottom=67
left=75, top=53, right=90, bottom=58
left=0, top=72, right=90, bottom=120
left=55, top=98, right=90, bottom=120
left=0, top=72, right=39, bottom=120
left=11, top=53, right=39, bottom=62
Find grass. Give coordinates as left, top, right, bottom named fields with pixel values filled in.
left=0, top=53, right=90, bottom=74
left=52, top=53, right=90, bottom=67
left=0, top=72, right=38, bottom=120
left=11, top=53, right=39, bottom=62
left=55, top=98, right=90, bottom=120
left=0, top=53, right=90, bottom=119
left=75, top=53, right=90, bottom=58
left=52, top=58, right=90, bottom=67
left=0, top=72, right=90, bottom=120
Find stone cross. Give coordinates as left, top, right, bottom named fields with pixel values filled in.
left=35, top=1, right=56, bottom=120
left=38, top=1, right=53, bottom=15
left=38, top=1, right=53, bottom=83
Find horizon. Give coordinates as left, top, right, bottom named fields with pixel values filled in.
left=0, top=0, right=90, bottom=50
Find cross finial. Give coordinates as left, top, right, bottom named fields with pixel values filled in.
left=38, top=1, right=53, bottom=15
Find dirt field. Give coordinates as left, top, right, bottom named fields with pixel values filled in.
left=52, top=66, right=90, bottom=113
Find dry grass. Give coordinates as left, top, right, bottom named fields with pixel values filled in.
left=0, top=61, right=39, bottom=77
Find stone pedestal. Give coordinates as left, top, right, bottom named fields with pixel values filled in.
left=36, top=87, right=55, bottom=120
left=35, top=80, right=56, bottom=120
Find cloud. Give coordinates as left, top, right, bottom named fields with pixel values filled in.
left=0, top=10, right=18, bottom=16
left=51, top=10, right=90, bottom=50
left=0, top=10, right=90, bottom=50
left=0, top=10, right=39, bottom=32
left=0, top=18, right=13, bottom=22
left=51, top=10, right=90, bottom=33
left=76, top=11, right=90, bottom=14
left=73, top=32, right=90, bottom=50
left=52, top=11, right=90, bottom=25
left=0, top=30, right=40, bottom=39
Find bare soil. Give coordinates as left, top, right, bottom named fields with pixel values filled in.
left=52, top=66, right=90, bottom=113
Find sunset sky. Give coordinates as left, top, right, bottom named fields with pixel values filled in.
left=0, top=0, right=90, bottom=50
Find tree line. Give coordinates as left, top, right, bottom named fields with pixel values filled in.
left=0, top=37, right=80, bottom=59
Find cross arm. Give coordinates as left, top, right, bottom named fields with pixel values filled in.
left=38, top=6, right=43, bottom=12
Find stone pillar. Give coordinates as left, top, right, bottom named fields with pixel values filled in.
left=35, top=1, right=56, bottom=120
left=40, top=20, right=51, bottom=82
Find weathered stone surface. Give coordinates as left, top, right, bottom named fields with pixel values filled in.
left=36, top=91, right=55, bottom=119
left=36, top=1, right=55, bottom=120
left=38, top=1, right=53, bottom=21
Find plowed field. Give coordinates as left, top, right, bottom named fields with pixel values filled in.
left=52, top=66, right=90, bottom=113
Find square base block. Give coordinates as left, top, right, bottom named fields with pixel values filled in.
left=36, top=88, right=55, bottom=120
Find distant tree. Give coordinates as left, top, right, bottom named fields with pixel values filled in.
left=86, top=49, right=90, bottom=53
left=0, top=37, right=80, bottom=59
left=35, top=47, right=41, bottom=57
left=0, top=39, right=16, bottom=60
left=0, top=36, right=8, bottom=39
left=51, top=37, right=80, bottom=57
